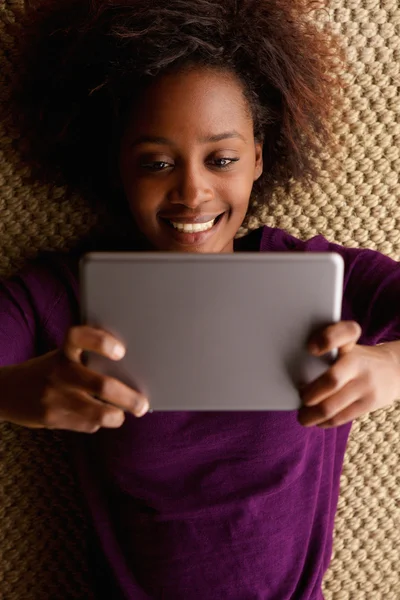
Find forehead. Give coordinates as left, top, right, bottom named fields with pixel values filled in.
left=124, top=68, right=253, bottom=140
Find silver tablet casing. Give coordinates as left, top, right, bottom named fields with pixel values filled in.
left=80, top=252, right=344, bottom=411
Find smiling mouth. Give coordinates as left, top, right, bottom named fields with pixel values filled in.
left=160, top=213, right=225, bottom=233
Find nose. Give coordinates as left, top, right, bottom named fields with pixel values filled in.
left=169, top=164, right=214, bottom=208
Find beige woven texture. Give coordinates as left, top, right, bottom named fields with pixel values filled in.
left=0, top=0, right=399, bottom=598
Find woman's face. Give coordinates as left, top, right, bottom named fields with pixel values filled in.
left=119, top=67, right=263, bottom=253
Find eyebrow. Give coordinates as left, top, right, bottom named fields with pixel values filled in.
left=130, top=131, right=246, bottom=147
left=200, top=131, right=246, bottom=143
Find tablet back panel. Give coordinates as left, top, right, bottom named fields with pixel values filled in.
left=80, top=252, right=344, bottom=411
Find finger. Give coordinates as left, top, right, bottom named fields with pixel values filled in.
left=53, top=360, right=149, bottom=417
left=42, top=388, right=126, bottom=433
left=308, top=321, right=362, bottom=356
left=316, top=397, right=372, bottom=428
left=300, top=353, right=358, bottom=407
left=299, top=379, right=366, bottom=427
left=63, top=326, right=125, bottom=364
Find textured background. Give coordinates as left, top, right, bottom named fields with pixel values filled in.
left=0, top=0, right=400, bottom=598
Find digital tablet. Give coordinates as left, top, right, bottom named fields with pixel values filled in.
left=80, top=252, right=344, bottom=411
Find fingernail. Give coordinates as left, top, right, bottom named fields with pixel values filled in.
left=112, top=343, right=125, bottom=359
left=135, top=398, right=150, bottom=418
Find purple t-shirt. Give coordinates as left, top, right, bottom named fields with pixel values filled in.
left=1, top=225, right=400, bottom=600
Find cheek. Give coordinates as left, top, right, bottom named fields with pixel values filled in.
left=222, top=173, right=254, bottom=211
left=120, top=160, right=160, bottom=209
left=125, top=181, right=162, bottom=221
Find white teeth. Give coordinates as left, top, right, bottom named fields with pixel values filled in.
left=170, top=218, right=216, bottom=233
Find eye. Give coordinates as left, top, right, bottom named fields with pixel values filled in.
left=208, top=157, right=240, bottom=169
left=140, top=161, right=173, bottom=172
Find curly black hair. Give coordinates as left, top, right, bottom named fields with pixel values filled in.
left=8, top=0, right=346, bottom=218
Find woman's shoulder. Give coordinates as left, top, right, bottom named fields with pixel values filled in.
left=241, top=225, right=330, bottom=253
left=258, top=225, right=349, bottom=254
left=258, top=224, right=400, bottom=297
left=258, top=224, right=399, bottom=267
left=0, top=250, right=80, bottom=329
left=6, top=250, right=79, bottom=297
left=259, top=225, right=400, bottom=342
left=0, top=251, right=80, bottom=362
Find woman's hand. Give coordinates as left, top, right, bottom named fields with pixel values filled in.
left=298, top=321, right=400, bottom=428
left=0, top=326, right=149, bottom=433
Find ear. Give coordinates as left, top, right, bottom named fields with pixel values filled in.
left=253, top=141, right=263, bottom=182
